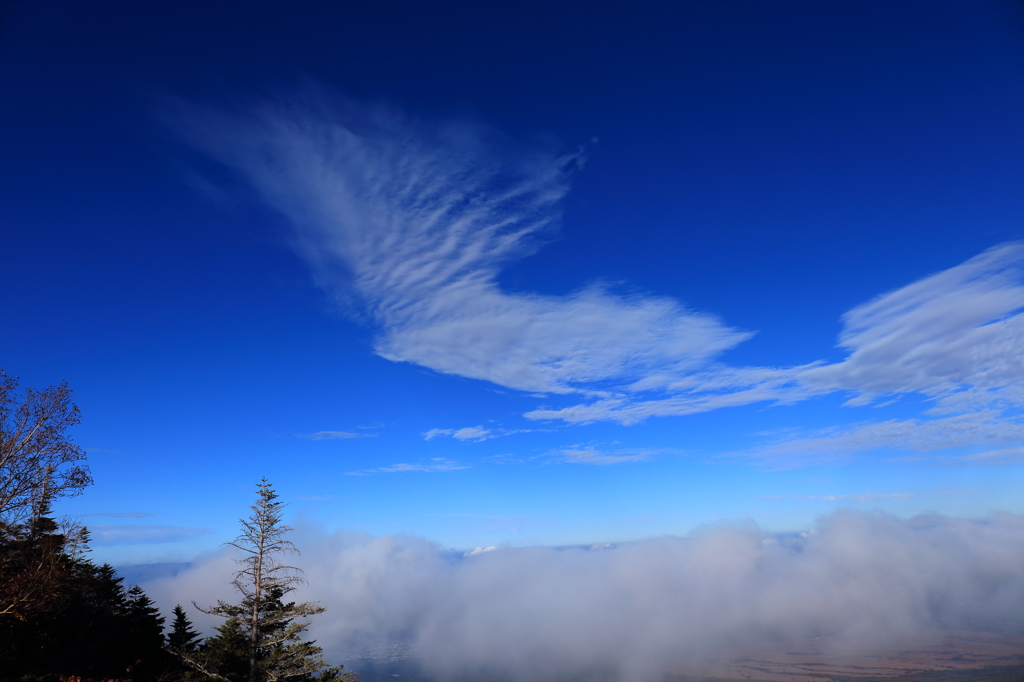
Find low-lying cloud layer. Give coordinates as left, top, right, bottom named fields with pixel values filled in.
left=141, top=510, right=1024, bottom=682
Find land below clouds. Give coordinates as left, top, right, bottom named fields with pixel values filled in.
left=346, top=631, right=1024, bottom=682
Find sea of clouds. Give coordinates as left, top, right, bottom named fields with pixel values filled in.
left=140, top=510, right=1024, bottom=682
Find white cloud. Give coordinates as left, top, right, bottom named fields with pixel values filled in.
left=527, top=244, right=1024, bottom=428
left=800, top=242, right=1024, bottom=401
left=299, top=431, right=366, bottom=440
left=741, top=409, right=1024, bottom=467
left=424, top=425, right=533, bottom=441
left=525, top=366, right=811, bottom=424
left=959, top=446, right=1024, bottom=463
left=424, top=426, right=492, bottom=441
left=175, top=92, right=1024, bottom=449
left=89, top=524, right=214, bottom=546
left=761, top=492, right=919, bottom=503
left=759, top=490, right=983, bottom=503
left=464, top=545, right=499, bottom=557
left=451, top=426, right=491, bottom=440
left=141, top=511, right=1024, bottom=682
left=346, top=457, right=468, bottom=475
left=78, top=512, right=158, bottom=518
left=556, top=447, right=657, bottom=465
left=175, top=90, right=750, bottom=398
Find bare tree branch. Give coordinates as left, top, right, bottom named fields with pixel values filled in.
left=0, top=370, right=91, bottom=527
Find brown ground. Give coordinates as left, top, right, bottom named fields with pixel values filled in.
left=673, top=631, right=1024, bottom=682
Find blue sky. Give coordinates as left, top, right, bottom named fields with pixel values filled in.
left=2, top=0, right=1024, bottom=566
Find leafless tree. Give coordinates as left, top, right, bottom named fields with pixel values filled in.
left=0, top=370, right=92, bottom=528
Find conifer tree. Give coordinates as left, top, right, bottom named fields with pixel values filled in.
left=0, top=507, right=167, bottom=679
left=0, top=373, right=167, bottom=680
left=169, top=604, right=202, bottom=653
left=188, top=479, right=356, bottom=682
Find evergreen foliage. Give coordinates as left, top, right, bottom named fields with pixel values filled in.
left=0, top=375, right=355, bottom=682
left=169, top=604, right=202, bottom=652
left=183, top=480, right=357, bottom=682
left=0, top=509, right=168, bottom=681
left=0, top=373, right=167, bottom=681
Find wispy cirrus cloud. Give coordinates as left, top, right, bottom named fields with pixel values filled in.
left=959, top=446, right=1024, bottom=464
left=534, top=244, right=1024, bottom=424
left=760, top=489, right=984, bottom=503
left=741, top=409, right=1024, bottom=468
left=800, top=242, right=1024, bottom=402
left=346, top=457, right=468, bottom=475
left=174, top=89, right=750, bottom=399
left=424, top=425, right=533, bottom=442
left=555, top=447, right=659, bottom=465
left=296, top=431, right=372, bottom=440
left=424, top=426, right=495, bottom=442
left=88, top=524, right=214, bottom=546
left=78, top=512, right=158, bottom=518
left=174, top=90, right=1024, bottom=458
left=761, top=492, right=919, bottom=503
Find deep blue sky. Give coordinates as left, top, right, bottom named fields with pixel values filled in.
left=2, top=0, right=1023, bottom=564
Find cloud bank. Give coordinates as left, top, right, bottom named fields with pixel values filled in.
left=141, top=510, right=1024, bottom=682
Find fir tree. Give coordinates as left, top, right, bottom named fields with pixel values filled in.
left=169, top=604, right=202, bottom=652
left=186, top=479, right=357, bottom=682
left=0, top=374, right=166, bottom=680
left=0, top=509, right=167, bottom=680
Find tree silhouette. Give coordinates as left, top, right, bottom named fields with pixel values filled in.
left=169, top=604, right=202, bottom=653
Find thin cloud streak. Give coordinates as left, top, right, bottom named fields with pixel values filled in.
left=739, top=410, right=1024, bottom=468
left=556, top=447, right=659, bottom=465
left=345, top=457, right=468, bottom=475
left=424, top=426, right=494, bottom=442
left=761, top=492, right=918, bottom=503
left=78, top=512, right=158, bottom=518
left=298, top=431, right=369, bottom=440
left=527, top=244, right=1024, bottom=470
left=424, top=426, right=533, bottom=442
left=758, top=490, right=985, bottom=503
left=89, top=524, right=214, bottom=546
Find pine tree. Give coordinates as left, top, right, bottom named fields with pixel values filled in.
left=0, top=373, right=166, bottom=680
left=188, top=479, right=357, bottom=682
left=169, top=604, right=202, bottom=652
left=0, top=510, right=167, bottom=680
